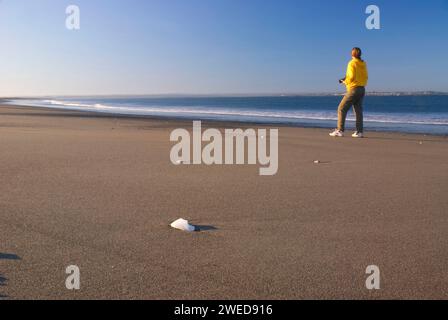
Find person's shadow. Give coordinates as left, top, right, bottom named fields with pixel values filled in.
left=0, top=253, right=21, bottom=299
left=0, top=274, right=8, bottom=299
left=0, top=275, right=6, bottom=286
left=0, top=253, right=20, bottom=260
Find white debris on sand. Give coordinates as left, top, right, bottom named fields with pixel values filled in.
left=170, top=218, right=196, bottom=232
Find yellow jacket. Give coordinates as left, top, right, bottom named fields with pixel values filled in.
left=344, top=58, right=368, bottom=91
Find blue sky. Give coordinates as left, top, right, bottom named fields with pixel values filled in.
left=0, top=0, right=447, bottom=96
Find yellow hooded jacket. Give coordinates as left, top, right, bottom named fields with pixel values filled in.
left=344, top=58, right=368, bottom=91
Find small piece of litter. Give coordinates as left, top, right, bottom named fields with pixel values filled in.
left=419, top=142, right=423, bottom=145
left=170, top=218, right=196, bottom=232
left=314, top=160, right=321, bottom=164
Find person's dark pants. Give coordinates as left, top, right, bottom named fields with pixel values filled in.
left=337, top=86, right=365, bottom=133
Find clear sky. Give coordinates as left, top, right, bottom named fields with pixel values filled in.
left=0, top=0, right=447, bottom=96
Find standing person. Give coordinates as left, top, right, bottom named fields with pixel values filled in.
left=330, top=47, right=368, bottom=138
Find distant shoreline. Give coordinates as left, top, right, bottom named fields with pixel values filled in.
left=2, top=91, right=448, bottom=100
left=2, top=103, right=447, bottom=137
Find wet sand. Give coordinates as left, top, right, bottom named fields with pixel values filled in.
left=0, top=105, right=447, bottom=300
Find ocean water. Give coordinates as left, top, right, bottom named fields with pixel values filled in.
left=6, top=95, right=448, bottom=135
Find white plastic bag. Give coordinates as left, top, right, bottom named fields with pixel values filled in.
left=170, top=218, right=196, bottom=232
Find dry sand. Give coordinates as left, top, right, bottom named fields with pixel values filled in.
left=0, top=105, right=447, bottom=300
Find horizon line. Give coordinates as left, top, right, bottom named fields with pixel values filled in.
left=2, top=90, right=448, bottom=99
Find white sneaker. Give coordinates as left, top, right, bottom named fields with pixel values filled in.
left=329, top=129, right=344, bottom=137
left=352, top=131, right=364, bottom=138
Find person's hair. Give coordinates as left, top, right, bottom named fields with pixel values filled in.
left=352, top=47, right=362, bottom=59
